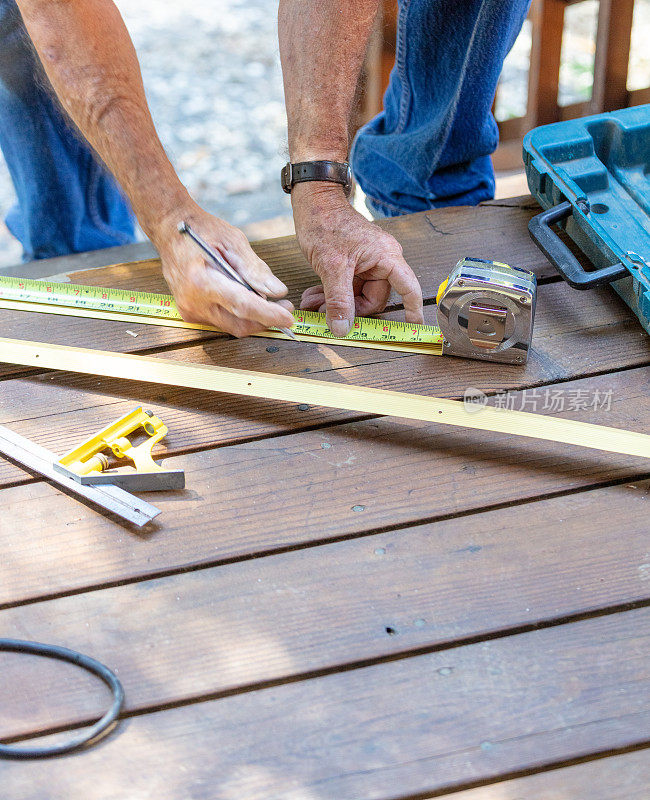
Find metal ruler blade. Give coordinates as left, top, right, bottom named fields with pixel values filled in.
left=0, top=275, right=444, bottom=354
left=0, top=425, right=161, bottom=528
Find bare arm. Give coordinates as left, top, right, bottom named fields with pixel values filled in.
left=280, top=0, right=377, bottom=163
left=16, top=0, right=294, bottom=337
left=279, top=0, right=423, bottom=335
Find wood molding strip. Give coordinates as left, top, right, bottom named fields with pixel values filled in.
left=0, top=338, right=648, bottom=460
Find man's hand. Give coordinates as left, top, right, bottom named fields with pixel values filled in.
left=292, top=184, right=424, bottom=336
left=153, top=203, right=295, bottom=338
left=17, top=0, right=295, bottom=338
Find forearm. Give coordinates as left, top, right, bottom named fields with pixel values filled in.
left=278, top=0, right=380, bottom=162
left=16, top=0, right=190, bottom=242
left=280, top=1, right=422, bottom=331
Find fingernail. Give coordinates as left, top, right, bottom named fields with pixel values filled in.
left=329, top=317, right=352, bottom=337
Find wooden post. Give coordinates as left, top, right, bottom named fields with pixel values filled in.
left=591, top=0, right=635, bottom=112
left=359, top=0, right=398, bottom=126
left=526, top=0, right=565, bottom=127
left=358, top=9, right=384, bottom=127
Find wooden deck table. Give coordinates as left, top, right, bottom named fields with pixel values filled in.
left=1, top=195, right=649, bottom=799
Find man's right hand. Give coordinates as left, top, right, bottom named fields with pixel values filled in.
left=152, top=204, right=296, bottom=338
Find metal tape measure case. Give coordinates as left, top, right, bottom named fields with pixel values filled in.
left=436, top=258, right=537, bottom=364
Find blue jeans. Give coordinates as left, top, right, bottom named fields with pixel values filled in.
left=0, top=0, right=134, bottom=260
left=352, top=0, right=531, bottom=217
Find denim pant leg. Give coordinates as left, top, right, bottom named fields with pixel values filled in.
left=0, top=0, right=135, bottom=260
left=352, top=0, right=531, bottom=217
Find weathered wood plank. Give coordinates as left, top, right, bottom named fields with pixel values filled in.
left=67, top=202, right=554, bottom=303
left=427, top=749, right=650, bottom=800
left=3, top=610, right=649, bottom=800
left=0, top=367, right=647, bottom=607
left=0, top=305, right=223, bottom=379
left=0, top=278, right=646, bottom=488
left=2, top=197, right=539, bottom=280
left=1, top=478, right=647, bottom=740
left=481, top=195, right=539, bottom=210
left=0, top=242, right=158, bottom=280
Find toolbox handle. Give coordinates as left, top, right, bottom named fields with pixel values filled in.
left=528, top=201, right=628, bottom=289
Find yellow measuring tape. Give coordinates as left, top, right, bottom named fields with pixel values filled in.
left=0, top=275, right=444, bottom=355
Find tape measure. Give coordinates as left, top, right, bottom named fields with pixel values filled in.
left=0, top=274, right=444, bottom=355
left=436, top=257, right=537, bottom=364
left=0, top=256, right=537, bottom=362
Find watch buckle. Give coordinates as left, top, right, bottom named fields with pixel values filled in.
left=281, top=163, right=293, bottom=194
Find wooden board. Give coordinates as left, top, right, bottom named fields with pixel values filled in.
left=1, top=478, right=648, bottom=739
left=2, top=611, right=649, bottom=799
left=4, top=338, right=648, bottom=459
left=428, top=749, right=650, bottom=800
left=71, top=200, right=561, bottom=303
left=0, top=278, right=647, bottom=489
left=1, top=198, right=647, bottom=796
left=0, top=367, right=647, bottom=607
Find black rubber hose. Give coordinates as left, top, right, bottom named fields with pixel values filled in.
left=0, top=638, right=124, bottom=759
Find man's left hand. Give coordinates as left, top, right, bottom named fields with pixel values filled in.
left=291, top=183, right=425, bottom=337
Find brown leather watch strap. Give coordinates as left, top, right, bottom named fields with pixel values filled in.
left=281, top=160, right=352, bottom=196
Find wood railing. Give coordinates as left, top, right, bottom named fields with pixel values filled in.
left=361, top=0, right=649, bottom=167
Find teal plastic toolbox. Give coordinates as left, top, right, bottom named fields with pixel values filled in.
left=523, top=105, right=650, bottom=335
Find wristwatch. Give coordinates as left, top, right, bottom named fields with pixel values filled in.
left=281, top=160, right=353, bottom=197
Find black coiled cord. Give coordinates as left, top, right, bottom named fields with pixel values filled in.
left=0, top=639, right=124, bottom=759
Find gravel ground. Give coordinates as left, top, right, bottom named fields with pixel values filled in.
left=0, top=0, right=648, bottom=268
left=0, top=0, right=292, bottom=268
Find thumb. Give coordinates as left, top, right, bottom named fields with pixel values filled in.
left=322, top=267, right=356, bottom=337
